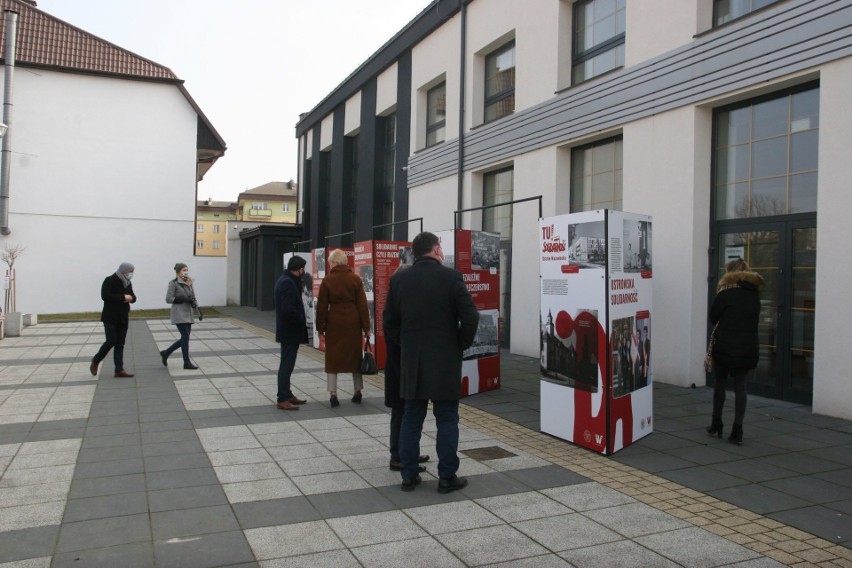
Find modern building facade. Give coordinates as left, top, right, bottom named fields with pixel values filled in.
left=0, top=0, right=227, bottom=313
left=295, top=0, right=852, bottom=419
left=196, top=199, right=238, bottom=257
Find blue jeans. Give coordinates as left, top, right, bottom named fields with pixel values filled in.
left=93, top=322, right=128, bottom=373
left=399, top=399, right=460, bottom=481
left=277, top=343, right=299, bottom=402
left=164, top=323, right=192, bottom=363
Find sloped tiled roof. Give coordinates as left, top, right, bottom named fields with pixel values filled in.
left=0, top=0, right=178, bottom=81
left=239, top=181, right=298, bottom=199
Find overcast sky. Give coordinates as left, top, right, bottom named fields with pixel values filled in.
left=36, top=0, right=430, bottom=201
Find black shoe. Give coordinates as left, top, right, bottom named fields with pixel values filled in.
left=330, top=395, right=339, bottom=408
left=160, top=350, right=168, bottom=367
left=183, top=362, right=199, bottom=370
left=438, top=475, right=468, bottom=494
left=401, top=475, right=422, bottom=492
left=706, top=417, right=723, bottom=438
left=351, top=391, right=362, bottom=404
left=728, top=424, right=743, bottom=446
left=389, top=460, right=426, bottom=473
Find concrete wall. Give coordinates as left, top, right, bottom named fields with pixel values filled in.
left=1, top=69, right=227, bottom=314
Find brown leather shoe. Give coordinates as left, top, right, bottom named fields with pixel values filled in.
left=89, top=361, right=98, bottom=376
left=114, top=370, right=135, bottom=378
left=276, top=401, right=299, bottom=410
left=288, top=396, right=307, bottom=405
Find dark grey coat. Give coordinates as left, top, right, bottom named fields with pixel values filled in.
left=166, top=278, right=197, bottom=324
left=383, top=256, right=479, bottom=401
left=710, top=270, right=763, bottom=370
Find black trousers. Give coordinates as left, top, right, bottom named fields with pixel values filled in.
left=712, top=362, right=749, bottom=426
left=93, top=322, right=129, bottom=373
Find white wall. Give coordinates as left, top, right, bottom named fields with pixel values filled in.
left=1, top=69, right=227, bottom=314
left=623, top=106, right=712, bottom=388
left=813, top=58, right=852, bottom=419
left=626, top=0, right=699, bottom=66
left=376, top=62, right=399, bottom=116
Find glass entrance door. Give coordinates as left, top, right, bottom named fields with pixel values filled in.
left=712, top=218, right=815, bottom=403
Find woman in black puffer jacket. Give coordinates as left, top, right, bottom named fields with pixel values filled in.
left=707, top=257, right=763, bottom=445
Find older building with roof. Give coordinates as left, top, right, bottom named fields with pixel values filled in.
left=237, top=181, right=298, bottom=225
left=196, top=198, right=238, bottom=257
left=0, top=0, right=226, bottom=313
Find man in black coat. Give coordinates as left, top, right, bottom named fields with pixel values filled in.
left=274, top=256, right=309, bottom=411
left=91, top=262, right=137, bottom=378
left=383, top=232, right=479, bottom=493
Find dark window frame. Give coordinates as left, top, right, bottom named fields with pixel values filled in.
left=571, top=0, right=626, bottom=85
left=426, top=81, right=447, bottom=147
left=569, top=135, right=624, bottom=213
left=713, top=0, right=782, bottom=28
left=484, top=40, right=516, bottom=124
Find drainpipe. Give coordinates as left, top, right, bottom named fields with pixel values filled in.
left=456, top=0, right=468, bottom=221
left=0, top=10, right=18, bottom=236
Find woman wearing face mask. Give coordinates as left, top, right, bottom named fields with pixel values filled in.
left=160, top=263, right=200, bottom=370
left=90, top=262, right=137, bottom=378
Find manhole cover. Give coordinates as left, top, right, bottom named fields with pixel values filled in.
left=461, top=446, right=517, bottom=461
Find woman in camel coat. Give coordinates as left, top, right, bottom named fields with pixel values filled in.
left=316, top=249, right=371, bottom=407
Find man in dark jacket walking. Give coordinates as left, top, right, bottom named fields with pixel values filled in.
left=383, top=232, right=479, bottom=493
left=91, top=262, right=136, bottom=378
left=274, top=256, right=309, bottom=410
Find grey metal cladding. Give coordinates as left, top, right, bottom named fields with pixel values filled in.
left=407, top=0, right=852, bottom=187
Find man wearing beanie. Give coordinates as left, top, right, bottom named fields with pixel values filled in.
left=273, top=255, right=309, bottom=410
left=91, top=262, right=137, bottom=378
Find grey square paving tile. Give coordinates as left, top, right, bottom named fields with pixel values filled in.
left=245, top=520, right=344, bottom=560
left=709, top=459, right=798, bottom=483
left=232, top=496, right=321, bottom=529
left=307, top=487, right=396, bottom=519
left=76, top=444, right=142, bottom=463
left=222, top=477, right=301, bottom=503
left=144, top=452, right=211, bottom=472
left=154, top=530, right=256, bottom=568
left=0, top=501, right=65, bottom=532
left=0, top=525, right=59, bottom=564
left=55, top=513, right=151, bottom=553
left=73, top=457, right=145, bottom=478
left=453, top=471, right=535, bottom=499
left=140, top=419, right=193, bottom=433
left=635, top=527, right=761, bottom=567
left=613, top=449, right=704, bottom=472
left=815, top=469, right=852, bottom=489
left=208, top=448, right=273, bottom=466
left=84, top=422, right=140, bottom=437
left=542, top=481, right=635, bottom=511
left=476, top=491, right=573, bottom=523
left=657, top=465, right=750, bottom=492
left=326, top=510, right=427, bottom=547
left=501, top=465, right=590, bottom=489
left=143, top=439, right=205, bottom=457
left=583, top=502, right=691, bottom=538
left=51, top=541, right=154, bottom=568
left=405, top=500, right=503, bottom=534
left=708, top=484, right=812, bottom=514
left=140, top=428, right=199, bottom=444
left=514, top=512, right=622, bottom=551
left=214, top=462, right=286, bottom=483
left=146, top=466, right=219, bottom=490
left=148, top=484, right=228, bottom=512
left=63, top=491, right=148, bottom=522
left=762, top=475, right=852, bottom=504
left=768, top=505, right=852, bottom=544
left=81, top=433, right=140, bottom=449
left=278, top=455, right=349, bottom=477
left=257, top=549, right=360, bottom=568
left=69, top=473, right=146, bottom=499
left=351, top=535, right=465, bottom=568
left=437, top=524, right=549, bottom=566
left=151, top=504, right=241, bottom=539
left=559, top=539, right=680, bottom=567
left=291, top=471, right=371, bottom=495
left=804, top=446, right=852, bottom=467
left=487, top=555, right=574, bottom=567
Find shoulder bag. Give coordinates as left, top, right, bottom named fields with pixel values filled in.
left=704, top=323, right=718, bottom=373
left=360, top=336, right=377, bottom=375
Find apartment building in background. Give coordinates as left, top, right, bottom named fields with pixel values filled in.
left=196, top=199, right=239, bottom=256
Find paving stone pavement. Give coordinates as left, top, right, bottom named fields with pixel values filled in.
left=0, top=316, right=848, bottom=567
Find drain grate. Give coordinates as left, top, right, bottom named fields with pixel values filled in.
left=461, top=446, right=517, bottom=461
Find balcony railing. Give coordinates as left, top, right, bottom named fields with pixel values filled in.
left=248, top=209, right=272, bottom=217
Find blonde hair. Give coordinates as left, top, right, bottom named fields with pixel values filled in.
left=328, top=249, right=348, bottom=267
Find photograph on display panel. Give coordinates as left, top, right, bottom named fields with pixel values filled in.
left=360, top=264, right=375, bottom=294
left=540, top=308, right=599, bottom=392
left=622, top=219, right=652, bottom=272
left=464, top=309, right=500, bottom=360
left=471, top=231, right=500, bottom=270
left=567, top=221, right=606, bottom=268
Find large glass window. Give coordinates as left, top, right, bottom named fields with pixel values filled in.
left=714, top=86, right=819, bottom=220
left=570, top=137, right=623, bottom=212
left=485, top=42, right=515, bottom=123
left=484, top=168, right=514, bottom=239
left=426, top=82, right=446, bottom=147
left=714, top=0, right=779, bottom=26
left=572, top=0, right=625, bottom=84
